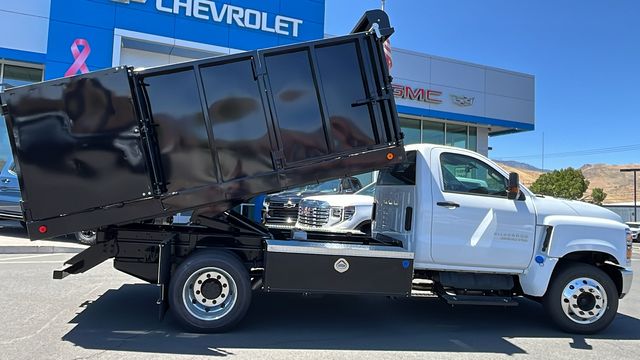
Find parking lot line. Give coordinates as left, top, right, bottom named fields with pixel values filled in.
left=0, top=261, right=63, bottom=264
left=0, top=254, right=60, bottom=262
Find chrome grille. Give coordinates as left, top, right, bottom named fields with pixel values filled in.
left=297, top=200, right=330, bottom=227
left=265, top=200, right=299, bottom=225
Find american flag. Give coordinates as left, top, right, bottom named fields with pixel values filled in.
left=383, top=38, right=392, bottom=70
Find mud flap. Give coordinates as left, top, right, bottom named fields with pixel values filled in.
left=156, top=237, right=173, bottom=320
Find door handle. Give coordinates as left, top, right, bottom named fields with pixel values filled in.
left=437, top=201, right=460, bottom=209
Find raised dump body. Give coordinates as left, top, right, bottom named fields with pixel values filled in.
left=0, top=11, right=402, bottom=239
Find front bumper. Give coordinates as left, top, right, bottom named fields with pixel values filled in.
left=620, top=267, right=633, bottom=299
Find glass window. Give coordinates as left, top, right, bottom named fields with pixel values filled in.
left=350, top=177, right=363, bottom=191
left=3, top=65, right=42, bottom=88
left=341, top=178, right=353, bottom=192
left=423, top=121, right=445, bottom=145
left=440, top=152, right=508, bottom=197
left=356, top=182, right=376, bottom=196
left=354, top=171, right=374, bottom=186
left=446, top=124, right=467, bottom=149
left=400, top=118, right=421, bottom=144
left=468, top=127, right=477, bottom=151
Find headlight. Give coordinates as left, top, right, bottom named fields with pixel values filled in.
left=331, top=206, right=355, bottom=221
left=343, top=206, right=355, bottom=220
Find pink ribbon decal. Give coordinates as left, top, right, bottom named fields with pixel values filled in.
left=64, top=38, right=91, bottom=77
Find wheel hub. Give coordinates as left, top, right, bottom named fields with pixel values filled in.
left=182, top=267, right=237, bottom=321
left=561, top=277, right=607, bottom=324
left=192, top=270, right=230, bottom=307
left=201, top=279, right=222, bottom=300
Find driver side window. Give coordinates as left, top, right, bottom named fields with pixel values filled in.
left=440, top=152, right=508, bottom=197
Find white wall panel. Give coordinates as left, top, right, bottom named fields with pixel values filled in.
left=390, top=49, right=430, bottom=83
left=427, top=85, right=485, bottom=118
left=430, top=58, right=485, bottom=92
left=486, top=69, right=534, bottom=101
left=2, top=0, right=51, bottom=18
left=120, top=48, right=171, bottom=67
left=485, top=94, right=535, bottom=125
left=0, top=9, right=50, bottom=54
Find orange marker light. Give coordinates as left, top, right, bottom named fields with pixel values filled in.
left=386, top=152, right=394, bottom=160
left=38, top=225, right=47, bottom=234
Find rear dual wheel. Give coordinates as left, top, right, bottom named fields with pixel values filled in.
left=169, top=251, right=252, bottom=332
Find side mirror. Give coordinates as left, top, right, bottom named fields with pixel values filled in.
left=507, top=172, right=520, bottom=200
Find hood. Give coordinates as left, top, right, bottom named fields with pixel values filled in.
left=532, top=195, right=623, bottom=223
left=303, top=194, right=374, bottom=207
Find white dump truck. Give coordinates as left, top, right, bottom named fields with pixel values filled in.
left=1, top=9, right=632, bottom=334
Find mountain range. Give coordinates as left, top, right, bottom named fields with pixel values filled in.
left=494, top=161, right=639, bottom=204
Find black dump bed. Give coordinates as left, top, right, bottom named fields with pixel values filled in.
left=0, top=10, right=403, bottom=240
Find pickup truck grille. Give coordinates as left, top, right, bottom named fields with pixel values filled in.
left=266, top=200, right=299, bottom=225
left=297, top=200, right=330, bottom=227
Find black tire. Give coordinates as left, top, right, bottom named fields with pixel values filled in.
left=75, top=230, right=96, bottom=245
left=169, top=250, right=251, bottom=333
left=543, top=263, right=619, bottom=334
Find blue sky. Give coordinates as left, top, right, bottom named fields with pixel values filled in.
left=325, top=0, right=640, bottom=170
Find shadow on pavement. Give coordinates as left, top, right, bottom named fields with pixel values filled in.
left=62, top=284, right=640, bottom=356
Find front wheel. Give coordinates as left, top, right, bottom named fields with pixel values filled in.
left=543, top=263, right=619, bottom=334
left=169, top=250, right=251, bottom=332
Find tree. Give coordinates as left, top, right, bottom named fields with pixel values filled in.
left=591, top=188, right=607, bottom=205
left=530, top=167, right=589, bottom=200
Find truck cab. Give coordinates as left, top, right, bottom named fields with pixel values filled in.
left=374, top=144, right=633, bottom=333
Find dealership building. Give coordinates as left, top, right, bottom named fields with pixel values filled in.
left=0, top=0, right=534, bottom=166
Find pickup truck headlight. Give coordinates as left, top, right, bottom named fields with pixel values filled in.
left=343, top=206, right=355, bottom=220
left=331, top=206, right=356, bottom=221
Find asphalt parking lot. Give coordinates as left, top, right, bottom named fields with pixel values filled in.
left=0, top=238, right=639, bottom=360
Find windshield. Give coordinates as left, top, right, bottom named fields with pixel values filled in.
left=356, top=182, right=376, bottom=196
left=299, top=179, right=342, bottom=193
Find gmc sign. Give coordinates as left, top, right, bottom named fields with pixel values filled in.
left=392, top=84, right=442, bottom=104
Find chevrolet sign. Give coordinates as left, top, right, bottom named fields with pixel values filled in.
left=113, top=0, right=304, bottom=37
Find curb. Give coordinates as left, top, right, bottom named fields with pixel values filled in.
left=0, top=245, right=85, bottom=254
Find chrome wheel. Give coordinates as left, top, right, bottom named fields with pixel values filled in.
left=561, top=277, right=607, bottom=324
left=182, top=267, right=238, bottom=321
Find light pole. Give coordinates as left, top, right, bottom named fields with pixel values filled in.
left=621, top=168, right=640, bottom=222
